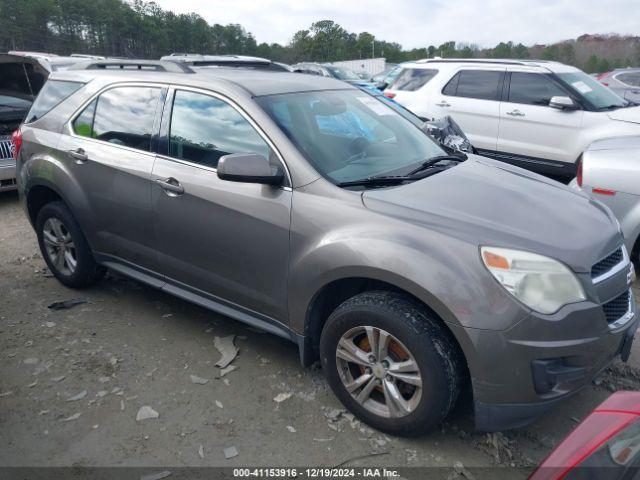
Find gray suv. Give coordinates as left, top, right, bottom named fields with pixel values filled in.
left=15, top=61, right=638, bottom=435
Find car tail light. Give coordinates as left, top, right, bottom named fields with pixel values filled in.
left=11, top=128, right=23, bottom=160
left=530, top=392, right=640, bottom=480
left=576, top=159, right=583, bottom=187
left=384, top=92, right=396, bottom=99
left=592, top=187, right=616, bottom=196
left=602, top=82, right=609, bottom=86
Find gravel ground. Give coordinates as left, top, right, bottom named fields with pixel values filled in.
left=1, top=189, right=640, bottom=477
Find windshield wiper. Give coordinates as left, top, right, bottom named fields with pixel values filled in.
left=337, top=175, right=414, bottom=188
left=408, top=154, right=466, bottom=176
left=599, top=104, right=626, bottom=111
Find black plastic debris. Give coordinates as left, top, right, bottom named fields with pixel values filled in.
left=47, top=299, right=87, bottom=310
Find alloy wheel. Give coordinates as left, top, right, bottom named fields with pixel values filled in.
left=335, top=326, right=422, bottom=418
left=42, top=217, right=78, bottom=276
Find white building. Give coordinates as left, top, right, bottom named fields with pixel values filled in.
left=329, top=58, right=386, bottom=76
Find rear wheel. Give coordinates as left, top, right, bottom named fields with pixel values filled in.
left=320, top=291, right=462, bottom=436
left=36, top=201, right=104, bottom=288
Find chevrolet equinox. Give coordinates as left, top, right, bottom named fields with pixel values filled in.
left=14, top=60, right=638, bottom=435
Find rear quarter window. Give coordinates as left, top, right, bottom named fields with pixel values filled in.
left=26, top=80, right=84, bottom=123
left=616, top=72, right=640, bottom=87
left=390, top=68, right=438, bottom=91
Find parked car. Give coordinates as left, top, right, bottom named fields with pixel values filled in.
left=292, top=62, right=375, bottom=87
left=570, top=136, right=640, bottom=267
left=598, top=68, right=640, bottom=104
left=15, top=60, right=637, bottom=435
left=160, top=53, right=290, bottom=71
left=384, top=59, right=640, bottom=179
left=357, top=84, right=474, bottom=153
left=372, top=63, right=404, bottom=90
left=531, top=391, right=640, bottom=480
left=0, top=53, right=54, bottom=191
left=8, top=51, right=89, bottom=72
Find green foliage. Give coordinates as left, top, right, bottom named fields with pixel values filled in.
left=0, top=0, right=638, bottom=71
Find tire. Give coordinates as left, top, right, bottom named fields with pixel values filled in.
left=36, top=201, right=105, bottom=288
left=320, top=291, right=462, bottom=436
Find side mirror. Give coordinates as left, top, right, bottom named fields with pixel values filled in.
left=375, top=81, right=389, bottom=91
left=549, top=96, right=577, bottom=110
left=217, top=153, right=284, bottom=186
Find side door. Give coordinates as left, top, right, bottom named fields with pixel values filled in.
left=430, top=68, right=505, bottom=155
left=56, top=84, right=165, bottom=276
left=497, top=69, right=584, bottom=170
left=152, top=87, right=292, bottom=325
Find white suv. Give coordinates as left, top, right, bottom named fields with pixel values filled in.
left=385, top=59, right=640, bottom=178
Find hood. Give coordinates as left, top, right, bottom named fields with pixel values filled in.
left=362, top=156, right=621, bottom=273
left=0, top=54, right=49, bottom=102
left=607, top=105, right=640, bottom=125
left=587, top=136, right=640, bottom=152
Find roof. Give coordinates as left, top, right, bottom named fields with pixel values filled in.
left=401, top=58, right=580, bottom=73
left=51, top=66, right=355, bottom=97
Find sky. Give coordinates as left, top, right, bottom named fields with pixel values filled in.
left=153, top=0, right=640, bottom=49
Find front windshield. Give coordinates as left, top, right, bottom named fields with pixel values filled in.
left=557, top=71, right=628, bottom=110
left=256, top=89, right=445, bottom=184
left=326, top=66, right=360, bottom=81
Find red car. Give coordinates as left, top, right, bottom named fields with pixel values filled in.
left=531, top=391, right=640, bottom=479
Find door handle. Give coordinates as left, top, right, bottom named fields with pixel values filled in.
left=506, top=109, right=525, bottom=117
left=435, top=101, right=451, bottom=107
left=156, top=177, right=184, bottom=196
left=68, top=148, right=88, bottom=163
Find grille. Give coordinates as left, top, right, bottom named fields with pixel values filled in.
left=0, top=138, right=13, bottom=160
left=591, top=248, right=623, bottom=279
left=602, top=290, right=630, bottom=324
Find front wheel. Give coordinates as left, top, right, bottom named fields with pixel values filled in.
left=320, top=291, right=462, bottom=436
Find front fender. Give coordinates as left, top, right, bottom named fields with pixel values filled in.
left=288, top=222, right=528, bottom=335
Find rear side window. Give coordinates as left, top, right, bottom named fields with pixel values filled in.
left=74, top=87, right=161, bottom=151
left=26, top=80, right=84, bottom=123
left=616, top=72, right=640, bottom=87
left=508, top=73, right=566, bottom=106
left=390, top=68, right=438, bottom=91
left=168, top=90, right=270, bottom=168
left=443, top=70, right=502, bottom=101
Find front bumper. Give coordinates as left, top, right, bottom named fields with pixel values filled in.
left=0, top=157, right=17, bottom=191
left=474, top=317, right=638, bottom=431
left=452, top=261, right=637, bottom=431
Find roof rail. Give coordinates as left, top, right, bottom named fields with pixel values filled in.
left=414, top=58, right=537, bottom=66
left=68, top=59, right=194, bottom=73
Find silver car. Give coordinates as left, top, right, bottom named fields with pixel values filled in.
left=572, top=136, right=640, bottom=266
left=599, top=69, right=640, bottom=104
left=15, top=60, right=637, bottom=435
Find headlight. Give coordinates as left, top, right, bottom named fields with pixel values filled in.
left=481, top=247, right=586, bottom=314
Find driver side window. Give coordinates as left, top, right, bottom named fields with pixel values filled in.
left=508, top=73, right=567, bottom=106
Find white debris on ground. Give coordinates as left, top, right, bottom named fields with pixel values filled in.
left=189, top=375, right=209, bottom=385
left=273, top=392, right=292, bottom=403
left=223, top=446, right=238, bottom=459
left=60, top=413, right=81, bottom=422
left=136, top=406, right=159, bottom=421
left=67, top=390, right=88, bottom=402
left=219, top=365, right=236, bottom=377
left=213, top=335, right=238, bottom=368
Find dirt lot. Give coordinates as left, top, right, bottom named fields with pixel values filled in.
left=1, top=189, right=640, bottom=477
